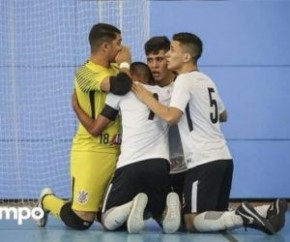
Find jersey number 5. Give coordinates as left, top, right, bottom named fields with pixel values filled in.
left=208, top=88, right=218, bottom=124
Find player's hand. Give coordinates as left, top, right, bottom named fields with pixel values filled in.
left=115, top=45, right=132, bottom=65
left=131, top=82, right=153, bottom=103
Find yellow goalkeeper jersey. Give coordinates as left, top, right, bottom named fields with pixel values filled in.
left=71, top=60, right=121, bottom=154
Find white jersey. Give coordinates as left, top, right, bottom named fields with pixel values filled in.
left=106, top=84, right=172, bottom=168
left=169, top=71, right=232, bottom=169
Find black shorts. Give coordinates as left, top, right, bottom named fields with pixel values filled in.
left=103, top=158, right=170, bottom=219
left=183, top=159, right=233, bottom=214
left=169, top=171, right=185, bottom=203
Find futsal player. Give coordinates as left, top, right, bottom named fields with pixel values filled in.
left=35, top=23, right=133, bottom=230
left=132, top=32, right=288, bottom=234
left=72, top=62, right=181, bottom=234
left=144, top=36, right=186, bottom=204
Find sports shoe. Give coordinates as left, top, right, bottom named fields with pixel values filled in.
left=236, top=201, right=275, bottom=235
left=266, top=199, right=288, bottom=233
left=35, top=187, right=54, bottom=227
left=162, top=192, right=181, bottom=233
left=127, top=193, right=148, bottom=233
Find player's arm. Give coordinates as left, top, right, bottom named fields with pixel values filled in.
left=72, top=91, right=115, bottom=136
left=219, top=110, right=227, bottom=122
left=100, top=46, right=132, bottom=95
left=100, top=69, right=132, bottom=95
left=217, top=93, right=227, bottom=122
left=132, top=82, right=182, bottom=125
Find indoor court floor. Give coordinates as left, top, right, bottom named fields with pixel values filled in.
left=0, top=211, right=289, bottom=242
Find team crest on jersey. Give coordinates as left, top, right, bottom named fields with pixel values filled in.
left=78, top=190, right=88, bottom=204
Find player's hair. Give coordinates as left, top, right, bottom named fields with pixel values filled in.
left=89, top=23, right=121, bottom=53
left=144, top=36, right=170, bottom=56
left=130, top=62, right=154, bottom=85
left=172, top=32, right=203, bottom=63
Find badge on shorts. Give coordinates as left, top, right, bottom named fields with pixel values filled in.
left=78, top=190, right=88, bottom=204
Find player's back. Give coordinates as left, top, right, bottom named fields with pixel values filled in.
left=108, top=84, right=172, bottom=168
left=171, top=71, right=232, bottom=168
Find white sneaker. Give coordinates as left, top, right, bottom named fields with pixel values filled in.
left=162, top=192, right=181, bottom=233
left=127, top=193, right=148, bottom=233
left=35, top=187, right=54, bottom=227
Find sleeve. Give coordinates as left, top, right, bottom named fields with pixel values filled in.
left=100, top=93, right=121, bottom=121
left=214, top=86, right=226, bottom=114
left=169, top=76, right=191, bottom=113
left=105, top=93, right=121, bottom=110
left=75, top=67, right=115, bottom=93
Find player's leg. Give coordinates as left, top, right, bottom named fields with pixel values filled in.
left=62, top=151, right=117, bottom=230
left=101, top=165, right=138, bottom=231
left=34, top=150, right=86, bottom=227
left=183, top=161, right=276, bottom=234
left=183, top=162, right=222, bottom=232
left=138, top=159, right=181, bottom=233
left=192, top=202, right=275, bottom=234
left=125, top=160, right=169, bottom=234
left=216, top=159, right=286, bottom=233
left=217, top=159, right=234, bottom=211
left=169, top=171, right=185, bottom=205
left=125, top=159, right=168, bottom=233
left=102, top=162, right=151, bottom=232
left=183, top=161, right=243, bottom=232
left=184, top=161, right=247, bottom=233
left=35, top=187, right=66, bottom=227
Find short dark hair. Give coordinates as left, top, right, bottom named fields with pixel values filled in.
left=89, top=23, right=121, bottom=53
left=130, top=62, right=154, bottom=85
left=172, top=32, right=203, bottom=62
left=144, top=36, right=170, bottom=56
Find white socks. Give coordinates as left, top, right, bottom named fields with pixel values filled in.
left=193, top=211, right=243, bottom=232
left=102, top=201, right=133, bottom=230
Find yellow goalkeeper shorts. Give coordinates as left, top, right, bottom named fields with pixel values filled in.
left=70, top=151, right=118, bottom=212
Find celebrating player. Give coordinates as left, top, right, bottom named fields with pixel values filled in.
left=35, top=23, right=132, bottom=230
left=132, top=32, right=287, bottom=234
left=144, top=36, right=186, bottom=204
left=72, top=62, right=181, bottom=234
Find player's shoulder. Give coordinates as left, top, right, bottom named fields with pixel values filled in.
left=144, top=84, right=170, bottom=93
left=76, top=60, right=102, bottom=76
left=106, top=92, right=122, bottom=101
left=144, top=83, right=160, bottom=92
left=75, top=60, right=89, bottom=73
left=178, top=71, right=215, bottom=86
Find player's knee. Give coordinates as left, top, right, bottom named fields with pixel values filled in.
left=184, top=213, right=198, bottom=232
left=60, top=203, right=93, bottom=230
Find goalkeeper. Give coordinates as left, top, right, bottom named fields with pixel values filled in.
left=35, top=23, right=132, bottom=230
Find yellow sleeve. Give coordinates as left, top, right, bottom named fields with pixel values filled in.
left=75, top=62, right=119, bottom=93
